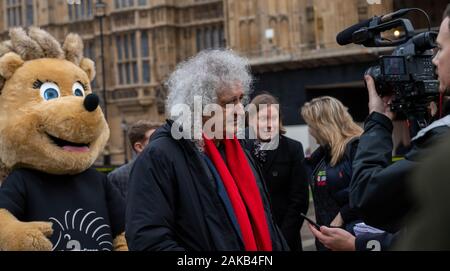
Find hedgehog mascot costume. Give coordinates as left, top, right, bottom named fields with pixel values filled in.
left=0, top=27, right=127, bottom=251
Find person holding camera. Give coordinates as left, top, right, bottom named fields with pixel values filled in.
left=308, top=6, right=450, bottom=251
left=350, top=4, right=450, bottom=238
left=396, top=5, right=450, bottom=250
left=350, top=75, right=450, bottom=234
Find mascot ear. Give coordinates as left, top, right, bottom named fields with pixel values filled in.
left=79, top=58, right=96, bottom=82
left=0, top=52, right=24, bottom=80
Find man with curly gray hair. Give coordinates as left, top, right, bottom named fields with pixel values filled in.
left=166, top=50, right=252, bottom=143
left=126, top=50, right=288, bottom=251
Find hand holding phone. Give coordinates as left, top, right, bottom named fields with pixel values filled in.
left=300, top=213, right=322, bottom=230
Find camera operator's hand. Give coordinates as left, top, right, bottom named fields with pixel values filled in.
left=365, top=75, right=395, bottom=120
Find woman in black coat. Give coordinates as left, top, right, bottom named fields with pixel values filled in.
left=301, top=96, right=363, bottom=251
left=246, top=94, right=309, bottom=251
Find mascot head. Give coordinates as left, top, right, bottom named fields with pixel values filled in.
left=0, top=27, right=109, bottom=175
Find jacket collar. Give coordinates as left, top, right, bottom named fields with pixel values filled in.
left=412, top=115, right=450, bottom=142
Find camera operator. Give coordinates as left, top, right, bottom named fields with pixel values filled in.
left=350, top=4, right=450, bottom=240
left=396, top=5, right=450, bottom=250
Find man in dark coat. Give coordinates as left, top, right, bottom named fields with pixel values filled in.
left=107, top=121, right=160, bottom=199
left=396, top=5, right=450, bottom=250
left=245, top=94, right=309, bottom=251
left=125, top=50, right=288, bottom=251
left=351, top=104, right=449, bottom=233
left=255, top=135, right=308, bottom=251
left=351, top=9, right=450, bottom=234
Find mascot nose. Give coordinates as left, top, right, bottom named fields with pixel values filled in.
left=83, top=93, right=100, bottom=112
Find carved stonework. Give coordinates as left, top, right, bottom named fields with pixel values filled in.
left=2, top=0, right=444, bottom=166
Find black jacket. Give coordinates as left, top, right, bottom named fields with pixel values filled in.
left=306, top=139, right=361, bottom=232
left=396, top=134, right=450, bottom=250
left=351, top=112, right=450, bottom=233
left=244, top=135, right=309, bottom=251
left=0, top=168, right=125, bottom=251
left=125, top=121, right=289, bottom=251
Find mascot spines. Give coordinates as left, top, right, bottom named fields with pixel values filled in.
left=0, top=27, right=127, bottom=251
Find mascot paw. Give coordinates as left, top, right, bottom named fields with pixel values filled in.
left=113, top=232, right=128, bottom=251
left=1, top=221, right=53, bottom=251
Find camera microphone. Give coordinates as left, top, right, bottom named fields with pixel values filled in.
left=336, top=18, right=374, bottom=46
left=336, top=8, right=413, bottom=46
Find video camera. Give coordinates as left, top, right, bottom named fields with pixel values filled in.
left=337, top=8, right=439, bottom=135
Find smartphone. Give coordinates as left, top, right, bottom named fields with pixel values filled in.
left=300, top=213, right=322, bottom=230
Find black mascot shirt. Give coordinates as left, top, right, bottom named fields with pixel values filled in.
left=0, top=168, right=125, bottom=251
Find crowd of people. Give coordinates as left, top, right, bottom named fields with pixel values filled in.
left=1, top=4, right=450, bottom=252
left=123, top=4, right=450, bottom=251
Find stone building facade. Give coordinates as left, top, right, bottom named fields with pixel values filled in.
left=1, top=0, right=446, bottom=164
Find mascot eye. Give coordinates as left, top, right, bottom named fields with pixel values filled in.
left=40, top=82, right=60, bottom=101
left=72, top=82, right=85, bottom=97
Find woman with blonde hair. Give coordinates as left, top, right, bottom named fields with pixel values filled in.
left=301, top=96, right=363, bottom=251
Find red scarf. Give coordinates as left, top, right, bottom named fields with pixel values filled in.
left=203, top=135, right=272, bottom=251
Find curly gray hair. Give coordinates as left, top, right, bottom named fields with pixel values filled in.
left=165, top=49, right=253, bottom=118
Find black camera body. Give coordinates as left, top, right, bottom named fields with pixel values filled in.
left=337, top=9, right=440, bottom=133
left=366, top=31, right=439, bottom=116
